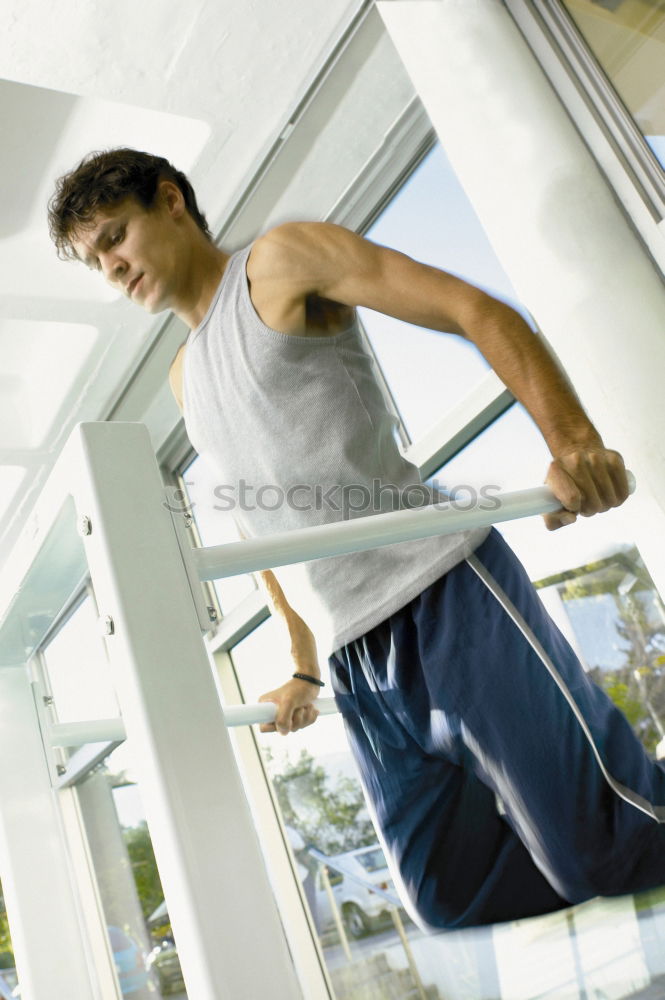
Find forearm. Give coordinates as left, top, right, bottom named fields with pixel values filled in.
left=258, top=569, right=320, bottom=677
left=463, top=297, right=601, bottom=455
left=257, top=569, right=322, bottom=735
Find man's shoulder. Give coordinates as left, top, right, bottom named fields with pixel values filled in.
left=254, top=220, right=350, bottom=254
left=248, top=221, right=352, bottom=290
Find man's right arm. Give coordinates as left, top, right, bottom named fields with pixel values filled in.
left=168, top=356, right=321, bottom=736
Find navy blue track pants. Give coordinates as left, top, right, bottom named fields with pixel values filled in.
left=328, top=528, right=665, bottom=930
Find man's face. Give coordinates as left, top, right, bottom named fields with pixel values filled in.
left=70, top=190, right=185, bottom=314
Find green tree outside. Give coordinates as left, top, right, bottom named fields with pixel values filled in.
left=264, top=747, right=375, bottom=855
left=122, top=822, right=165, bottom=924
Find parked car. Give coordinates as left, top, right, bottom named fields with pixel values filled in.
left=313, top=844, right=400, bottom=939
left=0, top=953, right=17, bottom=1000
left=8, top=929, right=158, bottom=998
left=147, top=937, right=185, bottom=995
left=146, top=900, right=186, bottom=995
left=0, top=969, right=16, bottom=1000
left=108, top=925, right=159, bottom=996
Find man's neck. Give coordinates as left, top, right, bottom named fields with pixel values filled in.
left=177, top=241, right=231, bottom=330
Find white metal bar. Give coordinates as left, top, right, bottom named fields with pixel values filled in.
left=49, top=468, right=637, bottom=748
left=193, top=473, right=636, bottom=581
left=224, top=697, right=338, bottom=727
left=49, top=698, right=340, bottom=747
left=70, top=422, right=302, bottom=1000
left=49, top=719, right=126, bottom=747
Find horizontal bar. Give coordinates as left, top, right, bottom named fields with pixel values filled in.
left=48, top=698, right=340, bottom=747
left=224, top=697, right=339, bottom=727
left=193, top=473, right=636, bottom=581
left=50, top=473, right=635, bottom=749
left=49, top=718, right=126, bottom=747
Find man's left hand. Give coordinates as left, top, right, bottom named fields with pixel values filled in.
left=543, top=446, right=630, bottom=531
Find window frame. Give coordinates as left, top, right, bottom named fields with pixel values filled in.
left=505, top=0, right=665, bottom=226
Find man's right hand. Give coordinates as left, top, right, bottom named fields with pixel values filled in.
left=543, top=445, right=630, bottom=531
left=258, top=677, right=321, bottom=735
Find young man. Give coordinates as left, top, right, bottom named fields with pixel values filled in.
left=49, top=149, right=665, bottom=930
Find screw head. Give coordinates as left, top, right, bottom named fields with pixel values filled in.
left=207, top=606, right=218, bottom=622
left=42, top=695, right=54, bottom=707
left=56, top=765, right=67, bottom=777
left=78, top=515, right=92, bottom=536
left=99, top=616, right=115, bottom=636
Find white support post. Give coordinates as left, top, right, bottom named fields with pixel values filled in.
left=0, top=667, right=108, bottom=999
left=70, top=421, right=302, bottom=1000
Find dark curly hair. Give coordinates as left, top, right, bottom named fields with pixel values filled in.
left=48, top=147, right=213, bottom=261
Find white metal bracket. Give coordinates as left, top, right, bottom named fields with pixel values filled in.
left=163, top=485, right=218, bottom=633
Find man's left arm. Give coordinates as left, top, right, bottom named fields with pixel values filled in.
left=427, top=293, right=629, bottom=531
left=257, top=221, right=629, bottom=530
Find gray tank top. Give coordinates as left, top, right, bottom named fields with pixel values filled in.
left=182, top=242, right=489, bottom=657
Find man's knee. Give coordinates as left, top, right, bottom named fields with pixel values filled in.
left=400, top=878, right=478, bottom=931
left=547, top=825, right=665, bottom=903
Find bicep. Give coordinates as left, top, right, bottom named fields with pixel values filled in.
left=268, top=222, right=486, bottom=337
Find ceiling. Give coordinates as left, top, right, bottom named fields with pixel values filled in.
left=0, top=0, right=364, bottom=571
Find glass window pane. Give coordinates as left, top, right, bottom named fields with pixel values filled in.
left=360, top=143, right=535, bottom=441
left=562, top=0, right=665, bottom=169
left=230, top=614, right=665, bottom=999
left=74, top=741, right=189, bottom=999
left=538, top=548, right=665, bottom=755
left=230, top=620, right=504, bottom=999
left=42, top=595, right=120, bottom=723
left=181, top=453, right=257, bottom=616
left=427, top=401, right=551, bottom=500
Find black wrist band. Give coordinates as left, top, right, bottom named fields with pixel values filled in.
left=292, top=672, right=325, bottom=687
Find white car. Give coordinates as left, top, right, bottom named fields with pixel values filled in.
left=313, top=844, right=401, bottom=939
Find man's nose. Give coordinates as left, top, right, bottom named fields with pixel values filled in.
left=101, top=253, right=127, bottom=284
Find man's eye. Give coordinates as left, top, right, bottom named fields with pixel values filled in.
left=112, top=229, right=124, bottom=245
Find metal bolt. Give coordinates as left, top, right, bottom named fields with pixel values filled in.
left=42, top=695, right=54, bottom=708
left=56, top=765, right=66, bottom=777
left=99, top=616, right=115, bottom=636
left=78, top=515, right=92, bottom=536
left=207, top=606, right=218, bottom=622
left=184, top=514, right=193, bottom=529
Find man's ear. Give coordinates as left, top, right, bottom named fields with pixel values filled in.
left=158, top=179, right=186, bottom=220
